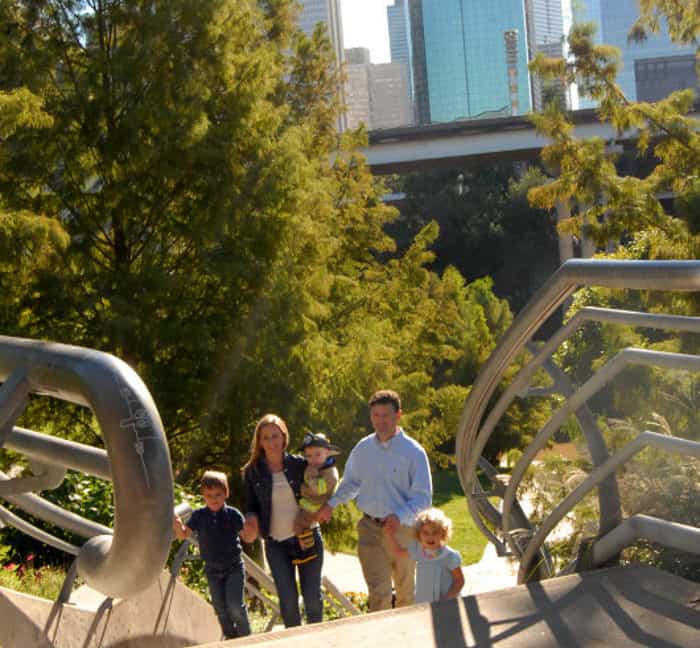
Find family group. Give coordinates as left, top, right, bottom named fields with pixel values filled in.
left=172, top=389, right=465, bottom=640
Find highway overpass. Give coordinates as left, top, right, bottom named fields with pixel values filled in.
left=361, top=107, right=699, bottom=174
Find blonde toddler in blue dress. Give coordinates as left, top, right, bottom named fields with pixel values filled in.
left=384, top=508, right=464, bottom=603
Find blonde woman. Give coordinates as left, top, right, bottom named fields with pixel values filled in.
left=242, top=414, right=324, bottom=627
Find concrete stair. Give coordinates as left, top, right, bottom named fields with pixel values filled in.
left=192, top=565, right=700, bottom=647
left=0, top=570, right=221, bottom=647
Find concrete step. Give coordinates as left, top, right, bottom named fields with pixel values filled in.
left=192, top=565, right=700, bottom=647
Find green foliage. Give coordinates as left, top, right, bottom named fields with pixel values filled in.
left=0, top=0, right=526, bottom=556
left=0, top=561, right=67, bottom=600
left=431, top=470, right=488, bottom=565
left=521, top=453, right=600, bottom=572
left=525, top=9, right=700, bottom=585
left=527, top=8, right=700, bottom=252
left=395, top=163, right=560, bottom=312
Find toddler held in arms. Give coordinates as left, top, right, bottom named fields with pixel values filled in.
left=384, top=507, right=464, bottom=603
left=294, top=432, right=341, bottom=551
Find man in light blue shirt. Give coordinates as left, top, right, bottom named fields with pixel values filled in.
left=318, top=390, right=432, bottom=611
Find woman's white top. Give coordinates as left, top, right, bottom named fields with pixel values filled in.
left=269, top=471, right=298, bottom=541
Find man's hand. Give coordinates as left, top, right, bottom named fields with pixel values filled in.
left=383, top=514, right=400, bottom=534
left=317, top=504, right=333, bottom=523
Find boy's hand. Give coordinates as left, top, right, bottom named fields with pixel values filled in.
left=172, top=514, right=190, bottom=540
left=242, top=515, right=259, bottom=543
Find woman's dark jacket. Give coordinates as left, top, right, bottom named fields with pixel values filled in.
left=243, top=453, right=306, bottom=538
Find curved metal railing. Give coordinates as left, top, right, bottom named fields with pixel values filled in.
left=456, top=259, right=700, bottom=584
left=0, top=336, right=173, bottom=598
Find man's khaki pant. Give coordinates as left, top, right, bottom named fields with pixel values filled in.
left=357, top=515, right=415, bottom=611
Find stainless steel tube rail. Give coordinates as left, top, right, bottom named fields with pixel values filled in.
left=0, top=503, right=80, bottom=555
left=516, top=430, right=700, bottom=582
left=502, top=349, right=700, bottom=567
left=591, top=514, right=700, bottom=566
left=0, top=336, right=174, bottom=598
left=456, top=259, right=700, bottom=583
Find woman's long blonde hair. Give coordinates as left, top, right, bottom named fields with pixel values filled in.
left=241, top=413, right=290, bottom=473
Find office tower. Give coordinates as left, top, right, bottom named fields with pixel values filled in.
left=634, top=55, right=699, bottom=102
left=345, top=47, right=371, bottom=65
left=525, top=0, right=567, bottom=110
left=297, top=0, right=347, bottom=130
left=297, top=0, right=345, bottom=66
left=345, top=61, right=372, bottom=130
left=369, top=63, right=413, bottom=129
left=574, top=0, right=697, bottom=102
left=408, top=0, right=532, bottom=124
left=387, top=0, right=415, bottom=107
left=344, top=48, right=412, bottom=130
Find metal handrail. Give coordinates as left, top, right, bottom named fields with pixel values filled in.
left=0, top=336, right=174, bottom=598
left=457, top=259, right=700, bottom=583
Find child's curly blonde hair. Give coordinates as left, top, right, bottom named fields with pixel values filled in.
left=413, top=508, right=452, bottom=541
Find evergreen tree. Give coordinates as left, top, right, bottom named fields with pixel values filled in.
left=0, top=0, right=529, bottom=506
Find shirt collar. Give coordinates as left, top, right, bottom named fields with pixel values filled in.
left=374, top=427, right=403, bottom=447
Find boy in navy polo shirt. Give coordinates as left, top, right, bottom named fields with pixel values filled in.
left=173, top=471, right=254, bottom=639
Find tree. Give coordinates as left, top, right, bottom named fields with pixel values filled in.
left=527, top=7, right=699, bottom=255
left=526, top=1, right=700, bottom=580
left=394, top=163, right=560, bottom=312
left=0, top=1, right=524, bottom=509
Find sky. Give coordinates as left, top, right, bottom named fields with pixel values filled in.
left=340, top=0, right=393, bottom=63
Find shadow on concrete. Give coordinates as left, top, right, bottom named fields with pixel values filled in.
left=81, top=597, right=113, bottom=648
left=152, top=575, right=178, bottom=635
left=430, top=597, right=469, bottom=648
left=458, top=565, right=700, bottom=647
left=0, top=592, right=53, bottom=647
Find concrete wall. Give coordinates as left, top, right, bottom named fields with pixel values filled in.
left=0, top=571, right=221, bottom=648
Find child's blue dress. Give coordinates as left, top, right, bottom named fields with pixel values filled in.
left=408, top=541, right=462, bottom=603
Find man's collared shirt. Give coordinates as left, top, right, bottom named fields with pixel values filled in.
left=328, top=428, right=432, bottom=527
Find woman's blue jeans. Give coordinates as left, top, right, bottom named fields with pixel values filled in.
left=264, top=527, right=324, bottom=627
left=206, top=564, right=251, bottom=639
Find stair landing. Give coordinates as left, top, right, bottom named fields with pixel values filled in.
left=194, top=565, right=700, bottom=647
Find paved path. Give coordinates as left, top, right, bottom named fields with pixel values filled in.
left=323, top=541, right=518, bottom=598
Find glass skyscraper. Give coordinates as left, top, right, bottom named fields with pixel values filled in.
left=387, top=0, right=415, bottom=103
left=525, top=0, right=567, bottom=110
left=297, top=0, right=347, bottom=129
left=297, top=0, right=345, bottom=65
left=410, top=0, right=532, bottom=123
left=574, top=0, right=696, bottom=102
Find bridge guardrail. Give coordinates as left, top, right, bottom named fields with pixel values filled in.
left=0, top=336, right=173, bottom=598
left=456, top=259, right=700, bottom=583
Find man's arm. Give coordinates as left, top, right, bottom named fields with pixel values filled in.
left=319, top=448, right=361, bottom=522
left=394, top=446, right=432, bottom=527
left=382, top=524, right=409, bottom=559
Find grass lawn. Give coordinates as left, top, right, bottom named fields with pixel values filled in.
left=432, top=469, right=487, bottom=566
